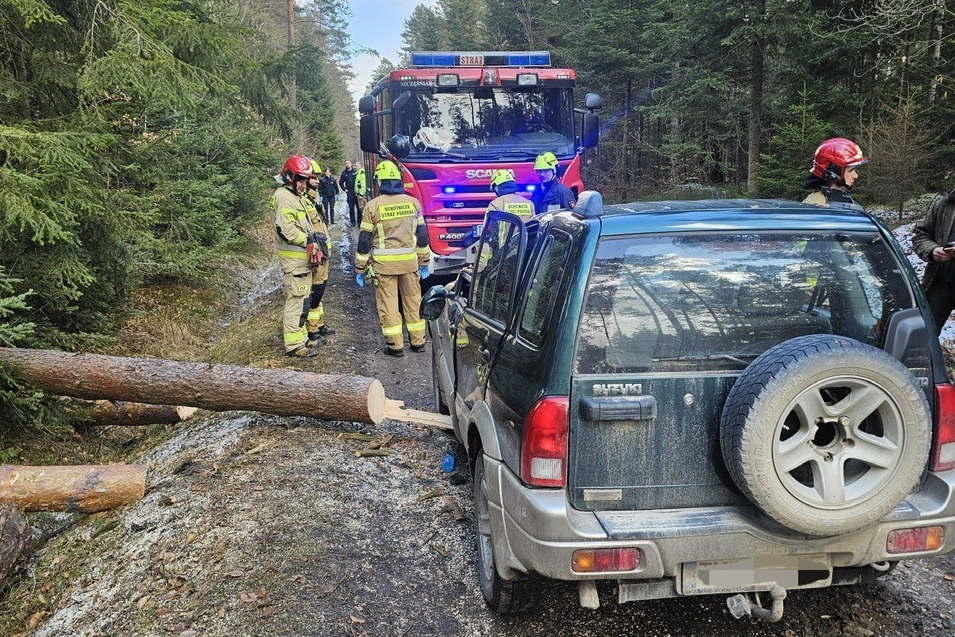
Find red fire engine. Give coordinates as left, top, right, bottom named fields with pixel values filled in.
left=357, top=51, right=601, bottom=275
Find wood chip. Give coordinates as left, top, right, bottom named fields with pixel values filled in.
left=417, top=488, right=442, bottom=502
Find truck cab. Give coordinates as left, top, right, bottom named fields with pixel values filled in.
left=358, top=51, right=600, bottom=275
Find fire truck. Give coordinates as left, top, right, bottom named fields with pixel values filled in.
left=357, top=51, right=601, bottom=275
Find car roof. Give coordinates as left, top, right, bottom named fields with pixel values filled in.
left=586, top=198, right=881, bottom=236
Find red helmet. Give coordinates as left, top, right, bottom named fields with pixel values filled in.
left=810, top=138, right=868, bottom=183
left=280, top=155, right=314, bottom=184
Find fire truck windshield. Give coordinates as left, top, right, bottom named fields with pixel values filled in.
left=395, top=87, right=576, bottom=161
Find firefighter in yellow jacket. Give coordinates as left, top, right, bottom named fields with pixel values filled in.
left=486, top=169, right=533, bottom=221
left=272, top=155, right=322, bottom=358
left=303, top=158, right=335, bottom=344
left=354, top=159, right=431, bottom=357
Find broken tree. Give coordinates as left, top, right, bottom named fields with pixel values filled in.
left=0, top=347, right=386, bottom=425
left=0, top=464, right=148, bottom=513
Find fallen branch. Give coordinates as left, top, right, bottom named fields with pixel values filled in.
left=66, top=399, right=198, bottom=427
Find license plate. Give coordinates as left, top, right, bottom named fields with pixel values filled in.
left=681, top=554, right=831, bottom=595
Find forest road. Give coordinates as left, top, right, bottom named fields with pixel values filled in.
left=23, top=217, right=955, bottom=637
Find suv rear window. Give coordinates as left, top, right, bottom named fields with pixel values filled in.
left=575, top=231, right=915, bottom=374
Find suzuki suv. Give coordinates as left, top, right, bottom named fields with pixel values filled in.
left=420, top=193, right=955, bottom=619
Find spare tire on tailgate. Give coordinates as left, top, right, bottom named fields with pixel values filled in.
left=720, top=334, right=930, bottom=536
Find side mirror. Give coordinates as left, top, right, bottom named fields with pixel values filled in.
left=420, top=285, right=453, bottom=321
left=358, top=95, right=376, bottom=115
left=585, top=93, right=603, bottom=111
left=581, top=112, right=599, bottom=149
left=359, top=115, right=380, bottom=153
left=393, top=91, right=411, bottom=111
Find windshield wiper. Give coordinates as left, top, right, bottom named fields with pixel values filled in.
left=470, top=149, right=540, bottom=160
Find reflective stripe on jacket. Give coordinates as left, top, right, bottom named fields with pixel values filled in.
left=356, top=193, right=427, bottom=276
left=272, top=186, right=316, bottom=270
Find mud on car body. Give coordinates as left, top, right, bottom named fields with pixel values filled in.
left=420, top=193, right=955, bottom=620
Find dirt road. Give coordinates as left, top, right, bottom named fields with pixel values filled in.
left=8, top=217, right=955, bottom=636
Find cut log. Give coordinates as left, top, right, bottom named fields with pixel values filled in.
left=0, top=464, right=148, bottom=513
left=0, top=504, right=33, bottom=585
left=0, top=347, right=385, bottom=425
left=66, top=399, right=198, bottom=427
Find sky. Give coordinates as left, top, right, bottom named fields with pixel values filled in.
left=345, top=0, right=439, bottom=105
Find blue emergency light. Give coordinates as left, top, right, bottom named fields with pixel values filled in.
left=409, top=51, right=552, bottom=68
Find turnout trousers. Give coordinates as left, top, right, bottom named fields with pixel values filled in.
left=282, top=269, right=312, bottom=352
left=374, top=271, right=426, bottom=350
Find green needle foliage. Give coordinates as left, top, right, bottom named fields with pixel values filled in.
left=0, top=0, right=350, bottom=426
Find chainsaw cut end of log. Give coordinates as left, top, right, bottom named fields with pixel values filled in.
left=367, top=379, right=386, bottom=425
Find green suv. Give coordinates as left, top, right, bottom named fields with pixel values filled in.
left=420, top=193, right=955, bottom=620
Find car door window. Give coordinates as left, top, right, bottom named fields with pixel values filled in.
left=519, top=230, right=571, bottom=346
left=470, top=215, right=523, bottom=323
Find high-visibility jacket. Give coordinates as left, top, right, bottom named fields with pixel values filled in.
left=356, top=193, right=430, bottom=276
left=354, top=168, right=367, bottom=197
left=487, top=192, right=534, bottom=221
left=272, top=186, right=316, bottom=274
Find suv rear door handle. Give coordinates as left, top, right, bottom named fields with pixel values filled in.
left=579, top=396, right=657, bottom=421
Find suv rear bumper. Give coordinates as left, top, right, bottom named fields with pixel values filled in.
left=486, top=455, right=955, bottom=588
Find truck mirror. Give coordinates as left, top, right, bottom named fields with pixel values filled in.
left=359, top=115, right=380, bottom=154
left=420, top=285, right=453, bottom=321
left=585, top=93, right=603, bottom=111
left=358, top=95, right=376, bottom=115
left=581, top=112, right=599, bottom=149
left=393, top=91, right=412, bottom=111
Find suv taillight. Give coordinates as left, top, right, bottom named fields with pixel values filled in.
left=520, top=396, right=570, bottom=487
left=931, top=384, right=955, bottom=471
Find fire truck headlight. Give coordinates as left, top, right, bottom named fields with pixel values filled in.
left=437, top=74, right=460, bottom=87
left=517, top=73, right=538, bottom=86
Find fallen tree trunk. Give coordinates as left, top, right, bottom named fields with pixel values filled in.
left=0, top=348, right=385, bottom=425
left=0, top=464, right=148, bottom=513
left=66, top=399, right=198, bottom=427
left=0, top=504, right=33, bottom=585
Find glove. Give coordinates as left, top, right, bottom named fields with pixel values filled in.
left=306, top=239, right=323, bottom=264
left=419, top=265, right=431, bottom=280
left=356, top=273, right=365, bottom=288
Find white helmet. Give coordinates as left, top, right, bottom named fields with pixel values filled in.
left=414, top=127, right=451, bottom=152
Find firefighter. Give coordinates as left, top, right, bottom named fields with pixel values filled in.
left=354, top=158, right=431, bottom=357
left=802, top=137, right=867, bottom=212
left=531, top=151, right=575, bottom=214
left=304, top=159, right=335, bottom=344
left=354, top=164, right=368, bottom=214
left=486, top=169, right=533, bottom=221
left=271, top=155, right=321, bottom=357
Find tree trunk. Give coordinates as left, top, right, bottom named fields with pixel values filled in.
left=66, top=399, right=198, bottom=427
left=0, top=348, right=386, bottom=424
left=0, top=504, right=32, bottom=585
left=0, top=464, right=147, bottom=513
left=747, top=2, right=765, bottom=194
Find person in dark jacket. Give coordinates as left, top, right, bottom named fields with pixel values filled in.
left=318, top=168, right=339, bottom=224
left=340, top=160, right=359, bottom=226
left=531, top=151, right=575, bottom=214
left=912, top=189, right=955, bottom=335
